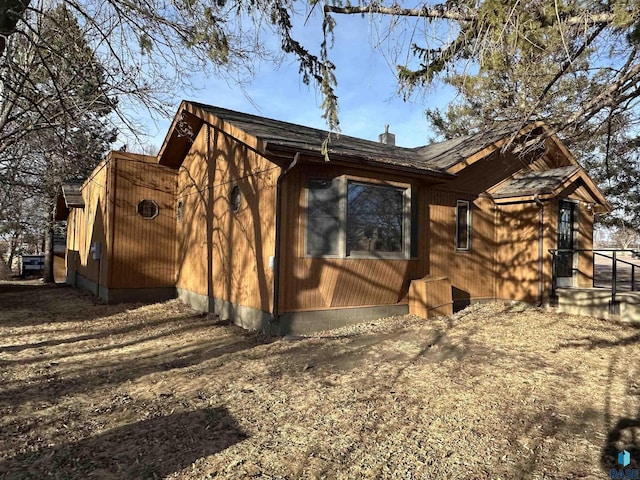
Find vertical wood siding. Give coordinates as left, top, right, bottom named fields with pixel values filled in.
left=174, top=123, right=278, bottom=313
left=109, top=155, right=177, bottom=289
left=280, top=165, right=430, bottom=312
left=65, top=159, right=111, bottom=285
left=565, top=185, right=595, bottom=288
left=427, top=190, right=497, bottom=302
left=494, top=203, right=543, bottom=302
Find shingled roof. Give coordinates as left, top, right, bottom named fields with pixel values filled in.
left=61, top=184, right=84, bottom=208
left=492, top=166, right=581, bottom=199
left=190, top=102, right=521, bottom=176
left=54, top=183, right=84, bottom=220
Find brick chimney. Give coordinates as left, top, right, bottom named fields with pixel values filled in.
left=379, top=124, right=395, bottom=146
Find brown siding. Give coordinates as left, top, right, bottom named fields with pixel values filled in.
left=445, top=151, right=536, bottom=196
left=494, top=203, right=543, bottom=302
left=428, top=190, right=497, bottom=303
left=280, top=165, right=430, bottom=312
left=175, top=127, right=209, bottom=296
left=65, top=159, right=111, bottom=285
left=175, top=123, right=278, bottom=313
left=109, top=154, right=177, bottom=289
left=559, top=186, right=595, bottom=288
left=577, top=203, right=594, bottom=288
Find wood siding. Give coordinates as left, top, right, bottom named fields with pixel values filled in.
left=66, top=114, right=600, bottom=313
left=66, top=152, right=177, bottom=291
left=109, top=154, right=177, bottom=289
left=427, top=190, right=497, bottom=302
left=494, top=203, right=547, bottom=302
left=65, top=159, right=111, bottom=286
left=431, top=144, right=594, bottom=304
left=174, top=123, right=278, bottom=313
left=279, top=164, right=431, bottom=312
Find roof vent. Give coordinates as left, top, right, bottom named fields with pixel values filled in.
left=379, top=124, right=395, bottom=146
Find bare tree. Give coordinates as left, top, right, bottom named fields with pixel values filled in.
left=612, top=222, right=640, bottom=251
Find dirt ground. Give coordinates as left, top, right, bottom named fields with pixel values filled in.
left=1, top=282, right=639, bottom=479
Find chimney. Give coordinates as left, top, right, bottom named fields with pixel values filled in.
left=379, top=124, right=395, bottom=146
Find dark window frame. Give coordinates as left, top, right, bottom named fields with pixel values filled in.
left=137, top=199, right=159, bottom=220
left=455, top=199, right=471, bottom=252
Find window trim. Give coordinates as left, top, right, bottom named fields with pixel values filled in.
left=455, top=199, right=471, bottom=252
left=304, top=175, right=412, bottom=259
left=137, top=199, right=159, bottom=220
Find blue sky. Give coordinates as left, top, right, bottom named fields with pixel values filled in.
left=135, top=9, right=456, bottom=151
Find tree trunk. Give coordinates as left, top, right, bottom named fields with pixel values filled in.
left=7, top=233, right=19, bottom=274
left=43, top=204, right=55, bottom=283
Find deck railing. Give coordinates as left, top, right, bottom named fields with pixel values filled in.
left=549, top=249, right=638, bottom=312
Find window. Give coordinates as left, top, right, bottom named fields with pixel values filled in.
left=347, top=181, right=405, bottom=255
left=137, top=199, right=159, bottom=219
left=455, top=200, right=471, bottom=251
left=229, top=185, right=242, bottom=213
left=176, top=200, right=184, bottom=222
left=305, top=177, right=410, bottom=258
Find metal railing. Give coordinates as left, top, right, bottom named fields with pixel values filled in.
left=549, top=249, right=638, bottom=311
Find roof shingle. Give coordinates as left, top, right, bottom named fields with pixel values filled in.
left=191, top=102, right=520, bottom=175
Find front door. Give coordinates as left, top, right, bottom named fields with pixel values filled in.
left=557, top=200, right=577, bottom=286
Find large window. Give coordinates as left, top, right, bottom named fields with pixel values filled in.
left=455, top=200, right=471, bottom=251
left=305, top=177, right=410, bottom=258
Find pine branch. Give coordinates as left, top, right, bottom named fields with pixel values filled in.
left=324, top=3, right=476, bottom=22
left=324, top=3, right=621, bottom=27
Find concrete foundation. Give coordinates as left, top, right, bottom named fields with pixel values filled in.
left=276, top=304, right=409, bottom=335
left=177, top=287, right=409, bottom=335
left=177, top=288, right=272, bottom=332
left=557, top=287, right=640, bottom=322
left=70, top=272, right=176, bottom=304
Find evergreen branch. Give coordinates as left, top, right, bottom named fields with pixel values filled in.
left=324, top=3, right=624, bottom=27
left=324, top=4, right=476, bottom=22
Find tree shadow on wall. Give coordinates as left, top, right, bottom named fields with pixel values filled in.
left=0, top=407, right=247, bottom=480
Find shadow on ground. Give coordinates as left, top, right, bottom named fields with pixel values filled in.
left=0, top=407, right=246, bottom=479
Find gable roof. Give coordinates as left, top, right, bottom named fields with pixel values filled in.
left=412, top=126, right=520, bottom=171
left=492, top=165, right=610, bottom=212
left=492, top=166, right=581, bottom=198
left=157, top=101, right=609, bottom=209
left=159, top=101, right=542, bottom=178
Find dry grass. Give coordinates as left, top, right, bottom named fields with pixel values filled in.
left=1, top=282, right=640, bottom=479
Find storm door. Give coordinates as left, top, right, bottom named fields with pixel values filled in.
left=557, top=200, right=577, bottom=283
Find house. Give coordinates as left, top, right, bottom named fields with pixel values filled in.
left=56, top=101, right=609, bottom=333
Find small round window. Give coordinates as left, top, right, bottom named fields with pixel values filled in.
left=137, top=199, right=159, bottom=219
left=229, top=185, right=241, bottom=213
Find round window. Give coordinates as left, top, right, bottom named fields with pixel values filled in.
left=229, top=185, right=241, bottom=213
left=137, top=199, right=159, bottom=219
